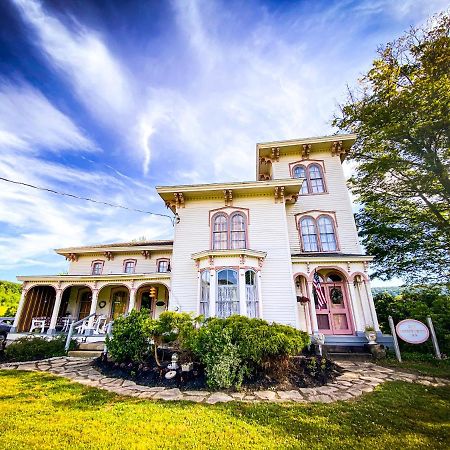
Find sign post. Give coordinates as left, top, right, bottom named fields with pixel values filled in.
left=427, top=317, right=442, bottom=360
left=388, top=316, right=402, bottom=362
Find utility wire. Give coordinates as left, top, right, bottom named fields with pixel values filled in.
left=0, top=176, right=176, bottom=224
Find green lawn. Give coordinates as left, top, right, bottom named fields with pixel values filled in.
left=376, top=356, right=450, bottom=379
left=0, top=371, right=449, bottom=450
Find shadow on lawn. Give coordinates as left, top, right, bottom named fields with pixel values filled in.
left=220, top=382, right=450, bottom=445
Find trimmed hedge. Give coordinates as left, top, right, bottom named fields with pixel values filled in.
left=2, top=336, right=76, bottom=362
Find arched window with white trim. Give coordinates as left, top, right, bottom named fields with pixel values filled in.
left=245, top=270, right=259, bottom=318
left=230, top=213, right=246, bottom=249
left=317, top=216, right=337, bottom=251
left=293, top=165, right=309, bottom=194
left=308, top=164, right=325, bottom=193
left=216, top=269, right=239, bottom=318
left=300, top=217, right=319, bottom=252
left=212, top=214, right=228, bottom=249
left=200, top=270, right=210, bottom=317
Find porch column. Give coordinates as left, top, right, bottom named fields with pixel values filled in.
left=128, top=287, right=136, bottom=313
left=363, top=280, right=380, bottom=331
left=86, top=289, right=99, bottom=334
left=238, top=268, right=247, bottom=317
left=307, top=282, right=319, bottom=334
left=196, top=271, right=201, bottom=316
left=348, top=281, right=365, bottom=332
left=10, top=286, right=28, bottom=333
left=256, top=271, right=263, bottom=319
left=47, top=288, right=63, bottom=335
left=209, top=269, right=216, bottom=317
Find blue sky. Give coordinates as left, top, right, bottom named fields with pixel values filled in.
left=0, top=0, right=447, bottom=284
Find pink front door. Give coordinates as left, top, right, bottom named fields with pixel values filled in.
left=316, top=283, right=353, bottom=335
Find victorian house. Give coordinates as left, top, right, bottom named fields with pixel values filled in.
left=9, top=134, right=391, bottom=348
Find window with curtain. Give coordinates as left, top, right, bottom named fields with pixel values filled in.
left=317, top=216, right=337, bottom=251
left=293, top=165, right=309, bottom=194
left=212, top=214, right=228, bottom=249
left=245, top=270, right=259, bottom=318
left=200, top=270, right=210, bottom=317
left=91, top=261, right=103, bottom=275
left=216, top=269, right=239, bottom=318
left=300, top=217, right=319, bottom=251
left=230, top=213, right=246, bottom=249
left=308, top=164, right=325, bottom=193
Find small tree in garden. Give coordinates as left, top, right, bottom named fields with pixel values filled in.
left=144, top=311, right=198, bottom=366
left=106, top=310, right=150, bottom=363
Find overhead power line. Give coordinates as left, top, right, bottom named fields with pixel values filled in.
left=0, top=176, right=175, bottom=224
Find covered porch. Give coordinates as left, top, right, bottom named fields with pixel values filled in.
left=10, top=274, right=171, bottom=341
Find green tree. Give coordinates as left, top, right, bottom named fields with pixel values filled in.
left=333, top=13, right=450, bottom=283
left=0, top=281, right=22, bottom=316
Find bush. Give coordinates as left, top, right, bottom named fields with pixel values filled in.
left=186, top=316, right=310, bottom=389
left=374, top=286, right=450, bottom=354
left=2, top=336, right=75, bottom=362
left=106, top=310, right=150, bottom=363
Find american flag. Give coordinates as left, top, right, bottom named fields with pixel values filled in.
left=313, top=271, right=327, bottom=308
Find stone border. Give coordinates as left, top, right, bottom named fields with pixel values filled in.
left=1, top=357, right=448, bottom=404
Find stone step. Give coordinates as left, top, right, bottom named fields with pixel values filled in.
left=78, top=342, right=105, bottom=351
left=68, top=350, right=103, bottom=358
left=328, top=352, right=373, bottom=361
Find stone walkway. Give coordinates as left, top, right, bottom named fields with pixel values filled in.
left=1, top=357, right=448, bottom=404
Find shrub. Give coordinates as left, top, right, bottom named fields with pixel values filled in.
left=374, top=286, right=450, bottom=354
left=186, top=315, right=309, bottom=389
left=3, top=336, right=75, bottom=362
left=106, top=310, right=150, bottom=363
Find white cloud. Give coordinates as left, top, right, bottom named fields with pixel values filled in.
left=0, top=79, right=95, bottom=153
left=12, top=0, right=132, bottom=123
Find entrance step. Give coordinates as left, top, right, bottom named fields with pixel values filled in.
left=327, top=352, right=373, bottom=361
left=67, top=350, right=103, bottom=358
left=78, top=342, right=104, bottom=351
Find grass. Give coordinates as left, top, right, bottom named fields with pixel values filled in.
left=0, top=371, right=449, bottom=449
left=376, top=355, right=450, bottom=379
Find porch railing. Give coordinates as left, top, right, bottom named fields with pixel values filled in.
left=64, top=313, right=96, bottom=352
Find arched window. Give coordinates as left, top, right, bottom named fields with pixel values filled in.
left=245, top=270, right=259, bottom=318
left=300, top=217, right=319, bottom=252
left=230, top=213, right=246, bottom=249
left=200, top=270, right=210, bottom=317
left=293, top=165, right=309, bottom=194
left=308, top=164, right=325, bottom=193
left=216, top=269, right=239, bottom=318
left=317, top=216, right=337, bottom=251
left=212, top=214, right=228, bottom=249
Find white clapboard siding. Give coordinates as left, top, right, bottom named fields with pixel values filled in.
left=271, top=152, right=361, bottom=254
left=171, top=196, right=298, bottom=326
left=68, top=252, right=172, bottom=275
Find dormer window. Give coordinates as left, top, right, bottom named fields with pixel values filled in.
left=91, top=261, right=104, bottom=275
left=293, top=163, right=326, bottom=194
left=157, top=259, right=170, bottom=273
left=123, top=259, right=136, bottom=274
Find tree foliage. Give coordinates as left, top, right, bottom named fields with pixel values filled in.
left=373, top=286, right=450, bottom=354
left=0, top=280, right=21, bottom=316
left=333, top=13, right=450, bottom=283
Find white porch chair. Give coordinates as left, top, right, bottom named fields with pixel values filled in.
left=29, top=317, right=48, bottom=333
left=93, top=315, right=108, bottom=335
left=61, top=316, right=73, bottom=333
left=74, top=317, right=90, bottom=335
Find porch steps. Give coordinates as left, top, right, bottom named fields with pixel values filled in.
left=68, top=342, right=104, bottom=358
left=324, top=345, right=373, bottom=361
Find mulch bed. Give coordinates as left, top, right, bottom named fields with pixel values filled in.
left=94, top=354, right=341, bottom=392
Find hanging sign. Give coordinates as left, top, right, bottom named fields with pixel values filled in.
left=395, top=319, right=429, bottom=344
